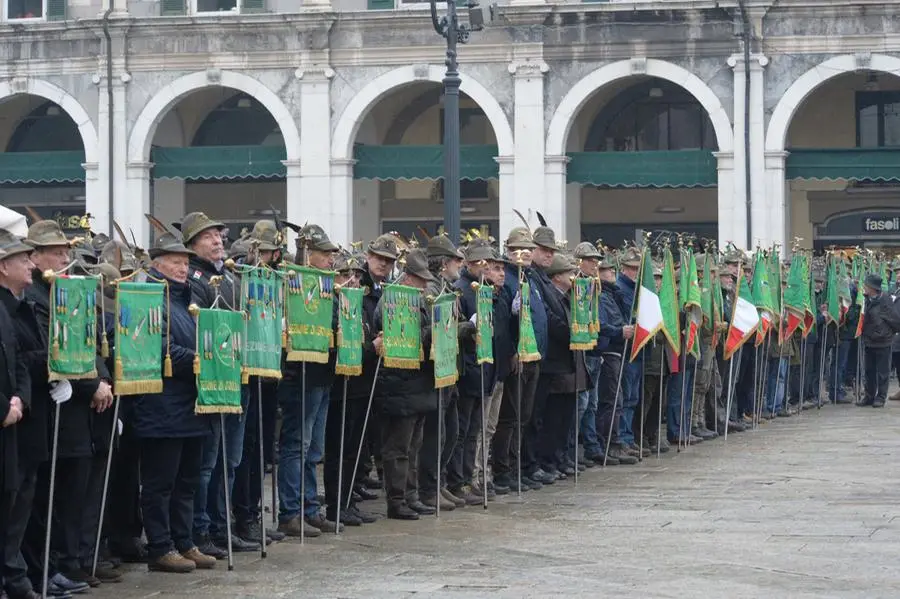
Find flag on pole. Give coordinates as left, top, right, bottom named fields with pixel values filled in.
left=659, top=247, right=682, bottom=370
left=681, top=250, right=702, bottom=358
left=825, top=255, right=841, bottom=326
left=802, top=255, right=815, bottom=337
left=630, top=248, right=664, bottom=361
left=781, top=254, right=807, bottom=342
left=712, top=258, right=725, bottom=349
left=751, top=251, right=775, bottom=345
left=700, top=253, right=714, bottom=335
left=854, top=270, right=866, bottom=338
left=724, top=266, right=760, bottom=360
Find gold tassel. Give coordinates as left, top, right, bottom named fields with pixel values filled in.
left=52, top=340, right=60, bottom=361
left=281, top=329, right=288, bottom=349
left=114, top=357, right=123, bottom=381
left=101, top=335, right=110, bottom=359
left=164, top=354, right=173, bottom=377
left=241, top=368, right=250, bottom=384
left=192, top=353, right=200, bottom=375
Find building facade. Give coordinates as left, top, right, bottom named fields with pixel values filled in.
left=1, top=0, right=899, bottom=251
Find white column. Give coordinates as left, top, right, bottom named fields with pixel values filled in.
left=565, top=183, right=581, bottom=245
left=112, top=77, right=130, bottom=239
left=727, top=54, right=749, bottom=250
left=94, top=76, right=111, bottom=237
left=353, top=178, right=380, bottom=244
left=125, top=162, right=152, bottom=247
left=749, top=54, right=769, bottom=248
left=765, top=151, right=789, bottom=255
left=714, top=151, right=736, bottom=249
left=495, top=155, right=514, bottom=239
left=509, top=60, right=551, bottom=229
left=83, top=163, right=104, bottom=235
left=282, top=159, right=302, bottom=248
left=329, top=158, right=355, bottom=247
left=543, top=155, right=568, bottom=235
left=296, top=67, right=340, bottom=241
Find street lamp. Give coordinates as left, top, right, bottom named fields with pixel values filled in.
left=430, top=0, right=484, bottom=244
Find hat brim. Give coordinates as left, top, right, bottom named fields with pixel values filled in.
left=311, top=240, right=339, bottom=252
left=620, top=260, right=641, bottom=267
left=575, top=253, right=602, bottom=260
left=184, top=222, right=225, bottom=244
left=534, top=241, right=557, bottom=250
left=547, top=267, right=576, bottom=277
left=408, top=268, right=436, bottom=282
left=368, top=248, right=398, bottom=260
left=26, top=239, right=70, bottom=249
left=149, top=247, right=196, bottom=259
left=506, top=240, right=536, bottom=250
left=255, top=242, right=279, bottom=251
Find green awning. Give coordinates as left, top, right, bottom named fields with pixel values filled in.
left=786, top=148, right=900, bottom=181
left=352, top=145, right=499, bottom=180
left=151, top=145, right=286, bottom=180
left=0, top=150, right=86, bottom=184
left=566, top=150, right=717, bottom=187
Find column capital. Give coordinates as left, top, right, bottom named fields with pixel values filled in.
left=712, top=151, right=734, bottom=170
left=282, top=159, right=303, bottom=174
left=82, top=162, right=99, bottom=180
left=508, top=59, right=549, bottom=79
left=544, top=154, right=570, bottom=175
left=330, top=158, right=356, bottom=176
left=764, top=150, right=790, bottom=167
left=726, top=53, right=769, bottom=70
left=295, top=66, right=335, bottom=81
left=495, top=154, right=515, bottom=174
left=126, top=161, right=153, bottom=179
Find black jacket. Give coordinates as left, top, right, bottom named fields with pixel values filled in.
left=188, top=255, right=238, bottom=311
left=0, top=290, right=28, bottom=492
left=25, top=272, right=107, bottom=459
left=454, top=268, right=491, bottom=397
left=863, top=292, right=899, bottom=348
left=131, top=270, right=218, bottom=438
left=533, top=275, right=575, bottom=376
left=346, top=265, right=382, bottom=401
left=373, top=291, right=437, bottom=416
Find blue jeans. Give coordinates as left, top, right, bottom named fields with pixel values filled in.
left=578, top=355, right=604, bottom=456
left=193, top=389, right=248, bottom=539
left=666, top=365, right=694, bottom=442
left=618, top=360, right=642, bottom=445
left=827, top=341, right=850, bottom=401
left=277, top=378, right=330, bottom=522
left=765, top=358, right=788, bottom=413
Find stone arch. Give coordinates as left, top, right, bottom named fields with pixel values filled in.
left=331, top=64, right=514, bottom=160
left=0, top=78, right=99, bottom=163
left=765, top=53, right=900, bottom=152
left=546, top=58, right=734, bottom=156
left=127, top=70, right=301, bottom=163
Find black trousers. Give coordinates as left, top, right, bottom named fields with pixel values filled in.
left=3, top=463, right=39, bottom=596
left=537, top=392, right=576, bottom=472
left=233, top=379, right=273, bottom=526
left=139, top=436, right=204, bottom=559
left=865, top=346, right=892, bottom=403
left=446, top=390, right=479, bottom=490
left=523, top=375, right=552, bottom=475
left=595, top=354, right=622, bottom=454
left=323, top=391, right=369, bottom=519
left=78, top=454, right=108, bottom=568
left=379, top=413, right=426, bottom=509
left=419, top=391, right=457, bottom=498
left=106, top=421, right=143, bottom=547
left=493, top=361, right=540, bottom=479
left=53, top=457, right=92, bottom=575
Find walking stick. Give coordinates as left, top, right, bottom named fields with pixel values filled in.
left=723, top=355, right=736, bottom=442
left=818, top=333, right=827, bottom=407
left=677, top=346, right=688, bottom=452
left=637, top=358, right=645, bottom=463
left=91, top=395, right=122, bottom=576
left=797, top=336, right=807, bottom=417
left=603, top=339, right=631, bottom=467
left=436, top=387, right=442, bottom=519
left=219, top=414, right=235, bottom=570
left=855, top=339, right=862, bottom=403
left=516, top=362, right=522, bottom=497
left=657, top=357, right=664, bottom=460
left=335, top=376, right=348, bottom=535
left=348, top=357, right=381, bottom=509
left=42, top=401, right=62, bottom=599
left=299, top=361, right=306, bottom=546
left=752, top=345, right=761, bottom=428
left=257, top=378, right=268, bottom=555
left=481, top=362, right=489, bottom=505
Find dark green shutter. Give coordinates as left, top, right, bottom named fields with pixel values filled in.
left=46, top=0, right=66, bottom=21
left=243, top=0, right=265, bottom=12
left=367, top=0, right=393, bottom=10
left=161, top=0, right=186, bottom=15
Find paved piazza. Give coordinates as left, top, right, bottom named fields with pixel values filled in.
left=98, top=402, right=900, bottom=599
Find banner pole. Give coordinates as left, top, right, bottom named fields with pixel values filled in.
left=42, top=401, right=62, bottom=599
left=335, top=376, right=349, bottom=535
left=300, top=361, right=306, bottom=546
left=91, top=395, right=121, bottom=576
left=348, top=357, right=381, bottom=509
left=257, top=378, right=268, bottom=556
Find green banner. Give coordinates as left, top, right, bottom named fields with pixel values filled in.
left=114, top=281, right=164, bottom=395
left=240, top=267, right=283, bottom=378
left=475, top=283, right=494, bottom=365
left=518, top=281, right=541, bottom=362
left=49, top=275, right=99, bottom=381
left=336, top=286, right=365, bottom=376
left=431, top=293, right=459, bottom=388
left=570, top=276, right=597, bottom=350
left=283, top=265, right=334, bottom=364
left=195, top=308, right=244, bottom=414
left=382, top=283, right=423, bottom=369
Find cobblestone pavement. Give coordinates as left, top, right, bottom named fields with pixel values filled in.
left=96, top=401, right=900, bottom=599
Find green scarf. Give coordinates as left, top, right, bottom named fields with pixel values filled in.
left=335, top=286, right=365, bottom=376
left=570, top=276, right=596, bottom=350
left=431, top=293, right=458, bottom=388
left=115, top=281, right=165, bottom=395
left=194, top=308, right=244, bottom=414
left=382, top=283, right=423, bottom=369
left=283, top=265, right=334, bottom=364
left=240, top=266, right=283, bottom=378
left=49, top=275, right=99, bottom=382
left=475, top=283, right=494, bottom=365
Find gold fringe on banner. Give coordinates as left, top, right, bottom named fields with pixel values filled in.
left=49, top=368, right=98, bottom=382
left=244, top=367, right=283, bottom=379
left=114, top=358, right=124, bottom=382
left=115, top=379, right=163, bottom=396
left=285, top=350, right=329, bottom=364
left=435, top=373, right=458, bottom=389
left=476, top=357, right=494, bottom=365
left=335, top=364, right=362, bottom=377
left=194, top=405, right=244, bottom=415
left=281, top=329, right=288, bottom=349
left=569, top=342, right=596, bottom=351
left=384, top=357, right=420, bottom=369
left=192, top=354, right=200, bottom=375
left=518, top=352, right=542, bottom=363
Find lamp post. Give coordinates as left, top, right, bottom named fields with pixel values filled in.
left=430, top=0, right=484, bottom=244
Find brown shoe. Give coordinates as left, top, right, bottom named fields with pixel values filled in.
left=889, top=390, right=900, bottom=401
left=181, top=547, right=216, bottom=570
left=277, top=516, right=321, bottom=538
left=148, top=550, right=196, bottom=573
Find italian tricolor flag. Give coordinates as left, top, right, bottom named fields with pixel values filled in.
left=854, top=273, right=866, bottom=338
left=630, top=249, right=664, bottom=362
left=724, top=267, right=760, bottom=360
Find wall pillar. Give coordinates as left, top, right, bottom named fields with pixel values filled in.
left=125, top=162, right=152, bottom=247
left=495, top=155, right=515, bottom=240
left=714, top=151, right=736, bottom=249
left=83, top=163, right=102, bottom=234
left=727, top=54, right=749, bottom=250
left=543, top=154, right=569, bottom=238
left=330, top=158, right=356, bottom=247
left=765, top=151, right=790, bottom=255
left=749, top=54, right=769, bottom=248
left=509, top=59, right=552, bottom=231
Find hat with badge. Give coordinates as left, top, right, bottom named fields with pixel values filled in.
left=26, top=220, right=70, bottom=248
left=465, top=238, right=498, bottom=263
left=722, top=246, right=745, bottom=265
left=100, top=240, right=138, bottom=273
left=505, top=226, right=536, bottom=250
left=427, top=233, right=464, bottom=259
left=0, top=228, right=34, bottom=259
left=546, top=253, right=577, bottom=277
left=149, top=232, right=196, bottom=259
left=298, top=224, right=338, bottom=252
left=334, top=250, right=366, bottom=274
left=532, top=226, right=556, bottom=250
left=402, top=248, right=436, bottom=282
left=573, top=241, right=602, bottom=260
left=619, top=247, right=642, bottom=268
left=368, top=234, right=400, bottom=260
left=249, top=220, right=283, bottom=251
left=227, top=237, right=251, bottom=260
left=181, top=212, right=225, bottom=245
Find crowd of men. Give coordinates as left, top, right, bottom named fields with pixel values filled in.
left=0, top=213, right=896, bottom=596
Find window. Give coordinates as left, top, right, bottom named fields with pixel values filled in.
left=161, top=0, right=263, bottom=15
left=856, top=91, right=900, bottom=148
left=5, top=0, right=65, bottom=21
left=194, top=0, right=236, bottom=12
